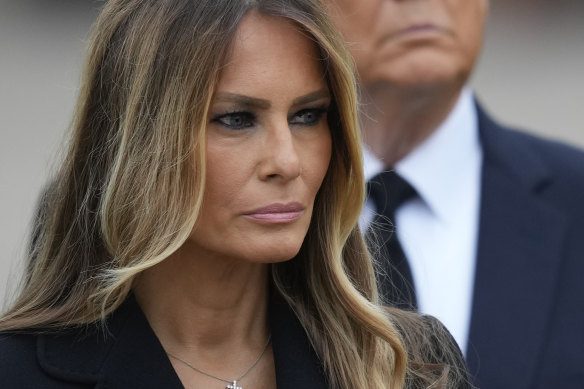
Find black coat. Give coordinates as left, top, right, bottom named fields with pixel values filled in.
left=0, top=294, right=329, bottom=388
left=0, top=291, right=472, bottom=388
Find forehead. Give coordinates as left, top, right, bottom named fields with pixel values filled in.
left=231, top=11, right=320, bottom=66
left=216, top=11, right=327, bottom=94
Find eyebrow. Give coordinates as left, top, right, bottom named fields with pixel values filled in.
left=292, top=89, right=331, bottom=107
left=213, top=92, right=271, bottom=110
left=213, top=89, right=331, bottom=110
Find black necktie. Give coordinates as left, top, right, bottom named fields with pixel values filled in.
left=367, top=170, right=418, bottom=310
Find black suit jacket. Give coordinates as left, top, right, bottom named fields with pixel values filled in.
left=0, top=294, right=329, bottom=388
left=465, top=104, right=584, bottom=388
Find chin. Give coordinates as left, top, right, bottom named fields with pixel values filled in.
left=372, top=51, right=470, bottom=89
left=247, top=242, right=304, bottom=264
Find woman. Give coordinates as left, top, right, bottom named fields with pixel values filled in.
left=0, top=0, right=469, bottom=388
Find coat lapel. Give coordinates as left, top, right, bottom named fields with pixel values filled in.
left=38, top=293, right=329, bottom=388
left=467, top=105, right=567, bottom=388
left=95, top=298, right=184, bottom=388
left=269, top=292, right=329, bottom=389
left=37, top=296, right=184, bottom=388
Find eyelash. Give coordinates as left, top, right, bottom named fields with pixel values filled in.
left=290, top=107, right=329, bottom=127
left=211, top=111, right=255, bottom=130
left=211, top=106, right=329, bottom=130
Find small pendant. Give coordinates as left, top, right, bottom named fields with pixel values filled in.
left=227, top=380, right=242, bottom=389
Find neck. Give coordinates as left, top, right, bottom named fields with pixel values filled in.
left=360, top=82, right=462, bottom=167
left=133, top=242, right=271, bottom=353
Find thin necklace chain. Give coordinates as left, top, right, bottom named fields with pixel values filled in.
left=166, top=334, right=272, bottom=385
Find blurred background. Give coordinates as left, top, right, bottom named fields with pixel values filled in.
left=1, top=0, right=583, bottom=306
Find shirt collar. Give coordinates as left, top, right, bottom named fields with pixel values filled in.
left=395, top=88, right=481, bottom=222
left=363, top=144, right=385, bottom=182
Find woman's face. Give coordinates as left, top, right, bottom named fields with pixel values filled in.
left=188, top=11, right=332, bottom=264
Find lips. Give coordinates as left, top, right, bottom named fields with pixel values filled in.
left=403, top=23, right=440, bottom=33
left=244, top=202, right=305, bottom=223
left=391, top=22, right=442, bottom=38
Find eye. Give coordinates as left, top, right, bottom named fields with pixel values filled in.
left=211, top=111, right=255, bottom=130
left=289, top=107, right=328, bottom=126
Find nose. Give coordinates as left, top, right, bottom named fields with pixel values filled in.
left=258, top=121, right=301, bottom=182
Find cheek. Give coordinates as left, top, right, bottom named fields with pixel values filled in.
left=303, top=131, right=332, bottom=191
left=202, top=142, right=254, bottom=215
left=454, top=3, right=487, bottom=57
left=329, top=1, right=380, bottom=45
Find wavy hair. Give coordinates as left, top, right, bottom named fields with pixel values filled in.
left=0, top=1, right=467, bottom=388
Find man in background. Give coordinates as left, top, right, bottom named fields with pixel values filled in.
left=326, top=1, right=584, bottom=388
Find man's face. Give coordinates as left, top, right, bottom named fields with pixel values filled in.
left=326, top=0, right=488, bottom=89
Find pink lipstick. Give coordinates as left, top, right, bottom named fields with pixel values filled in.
left=244, top=202, right=304, bottom=223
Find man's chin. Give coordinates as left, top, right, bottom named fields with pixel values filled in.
left=366, top=50, right=470, bottom=89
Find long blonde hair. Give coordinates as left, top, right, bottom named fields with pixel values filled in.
left=1, top=1, right=467, bottom=388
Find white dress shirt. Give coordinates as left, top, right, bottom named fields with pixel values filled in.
left=361, top=89, right=483, bottom=354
